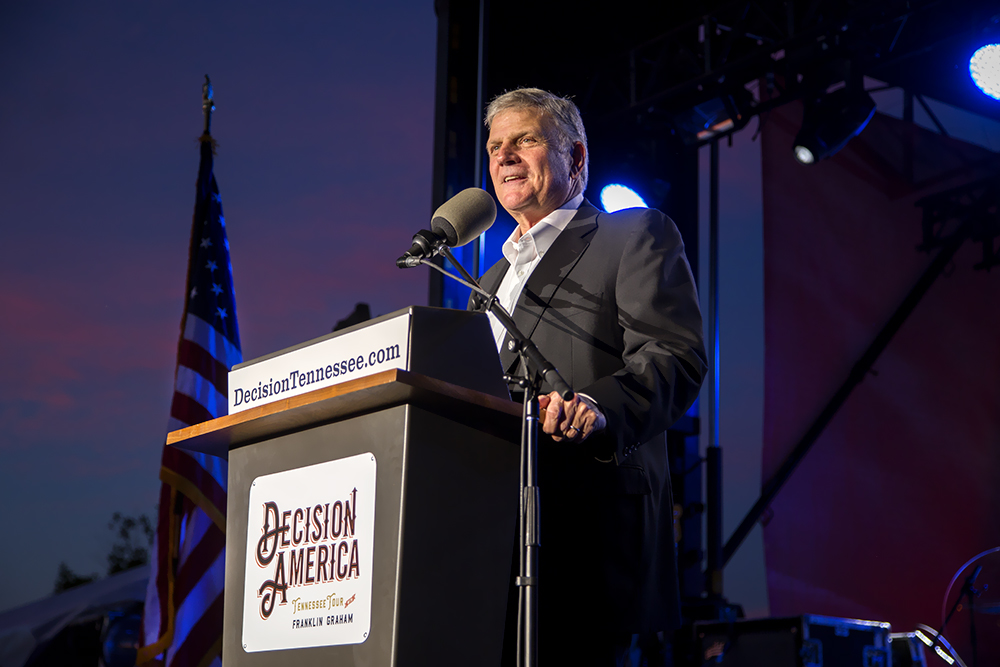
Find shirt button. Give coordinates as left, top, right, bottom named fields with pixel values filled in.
left=517, top=270, right=524, bottom=277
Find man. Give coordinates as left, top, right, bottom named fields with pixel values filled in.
left=470, top=88, right=707, bottom=665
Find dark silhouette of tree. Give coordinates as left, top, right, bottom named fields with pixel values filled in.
left=52, top=512, right=154, bottom=593
left=107, top=512, right=154, bottom=575
left=54, top=562, right=98, bottom=593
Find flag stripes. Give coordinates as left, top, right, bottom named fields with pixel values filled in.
left=173, top=505, right=225, bottom=636
left=177, top=338, right=230, bottom=395
left=169, top=393, right=216, bottom=431
left=175, top=517, right=224, bottom=604
left=174, top=365, right=228, bottom=420
left=140, top=134, right=242, bottom=667
left=183, top=312, right=242, bottom=369
left=170, top=593, right=225, bottom=667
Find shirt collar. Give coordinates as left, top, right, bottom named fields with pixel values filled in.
left=501, top=193, right=584, bottom=267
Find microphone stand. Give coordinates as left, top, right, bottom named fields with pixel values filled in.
left=406, top=243, right=573, bottom=667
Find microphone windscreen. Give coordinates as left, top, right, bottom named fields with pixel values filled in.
left=430, top=187, right=497, bottom=247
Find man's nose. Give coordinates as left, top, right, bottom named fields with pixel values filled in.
left=495, top=143, right=519, bottom=163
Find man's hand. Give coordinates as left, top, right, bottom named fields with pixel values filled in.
left=538, top=391, right=607, bottom=442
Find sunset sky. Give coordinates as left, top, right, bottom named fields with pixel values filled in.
left=0, top=1, right=436, bottom=611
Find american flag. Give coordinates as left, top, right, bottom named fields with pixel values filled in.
left=138, top=134, right=242, bottom=667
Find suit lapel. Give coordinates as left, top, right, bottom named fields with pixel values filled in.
left=469, top=261, right=508, bottom=314
left=479, top=263, right=507, bottom=302
left=498, top=202, right=600, bottom=373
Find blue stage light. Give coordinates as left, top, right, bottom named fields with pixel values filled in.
left=600, top=184, right=648, bottom=212
left=970, top=44, right=1000, bottom=100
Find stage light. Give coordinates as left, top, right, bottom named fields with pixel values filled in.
left=793, top=86, right=876, bottom=164
left=670, top=88, right=754, bottom=146
left=970, top=44, right=1000, bottom=100
left=794, top=145, right=815, bottom=164
left=600, top=184, right=648, bottom=212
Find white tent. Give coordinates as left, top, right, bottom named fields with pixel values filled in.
left=0, top=566, right=148, bottom=667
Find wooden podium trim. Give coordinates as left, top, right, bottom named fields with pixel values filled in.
left=166, top=369, right=521, bottom=459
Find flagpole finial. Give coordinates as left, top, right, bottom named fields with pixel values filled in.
left=202, top=75, right=214, bottom=136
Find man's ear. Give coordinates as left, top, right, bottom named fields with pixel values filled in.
left=570, top=141, right=586, bottom=176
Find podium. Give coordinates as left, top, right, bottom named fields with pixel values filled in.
left=168, top=308, right=520, bottom=666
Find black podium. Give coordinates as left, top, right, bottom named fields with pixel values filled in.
left=168, top=308, right=520, bottom=666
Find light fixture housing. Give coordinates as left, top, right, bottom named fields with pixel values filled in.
left=670, top=87, right=755, bottom=146
left=793, top=86, right=876, bottom=164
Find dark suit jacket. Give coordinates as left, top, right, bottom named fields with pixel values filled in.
left=471, top=200, right=706, bottom=636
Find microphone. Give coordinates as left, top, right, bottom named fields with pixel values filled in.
left=397, top=188, right=497, bottom=268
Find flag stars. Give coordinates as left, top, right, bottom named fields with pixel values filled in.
left=213, top=193, right=222, bottom=203
left=217, top=307, right=228, bottom=321
left=206, top=260, right=218, bottom=273
left=190, top=287, right=198, bottom=299
left=211, top=283, right=223, bottom=296
left=201, top=237, right=213, bottom=249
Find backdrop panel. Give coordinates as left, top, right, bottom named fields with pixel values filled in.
left=761, top=101, right=1000, bottom=663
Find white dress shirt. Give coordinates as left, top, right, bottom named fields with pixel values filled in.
left=487, top=194, right=585, bottom=351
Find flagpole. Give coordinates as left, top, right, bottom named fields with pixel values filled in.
left=202, top=75, right=214, bottom=136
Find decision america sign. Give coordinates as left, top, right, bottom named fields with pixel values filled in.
left=242, top=453, right=377, bottom=652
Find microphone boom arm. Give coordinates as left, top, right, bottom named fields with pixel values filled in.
left=414, top=255, right=492, bottom=297
left=436, top=246, right=574, bottom=401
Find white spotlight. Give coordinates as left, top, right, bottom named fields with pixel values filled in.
left=970, top=44, right=1000, bottom=101
left=600, top=184, right=648, bottom=212
left=794, top=145, right=816, bottom=164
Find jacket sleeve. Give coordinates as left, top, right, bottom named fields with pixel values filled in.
left=582, top=209, right=707, bottom=462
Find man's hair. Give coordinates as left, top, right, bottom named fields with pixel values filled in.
left=485, top=88, right=589, bottom=191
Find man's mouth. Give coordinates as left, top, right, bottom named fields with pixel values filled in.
left=503, top=175, right=524, bottom=183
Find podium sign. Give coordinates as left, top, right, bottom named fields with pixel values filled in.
left=228, top=307, right=508, bottom=414
left=229, top=315, right=409, bottom=414
left=243, top=453, right=377, bottom=652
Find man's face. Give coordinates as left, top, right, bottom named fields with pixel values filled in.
left=487, top=108, right=583, bottom=231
